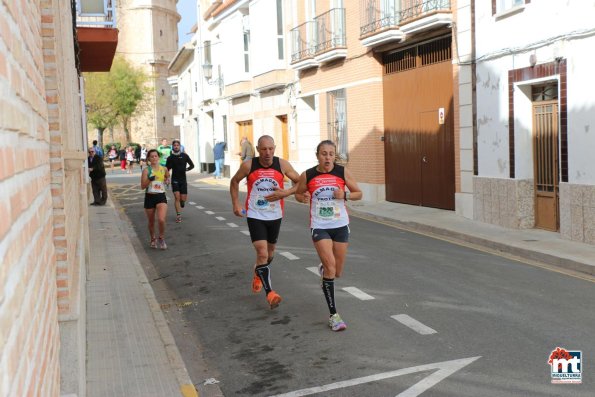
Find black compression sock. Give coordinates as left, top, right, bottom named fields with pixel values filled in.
left=322, top=278, right=337, bottom=315
left=255, top=264, right=272, bottom=294
left=267, top=256, right=274, bottom=265
left=180, top=200, right=185, bottom=208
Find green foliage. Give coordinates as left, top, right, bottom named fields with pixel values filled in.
left=84, top=56, right=148, bottom=142
left=104, top=142, right=121, bottom=152
left=128, top=142, right=140, bottom=150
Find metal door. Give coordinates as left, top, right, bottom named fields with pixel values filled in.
left=533, top=101, right=559, bottom=231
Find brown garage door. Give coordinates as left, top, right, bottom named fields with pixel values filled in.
left=383, top=37, right=455, bottom=210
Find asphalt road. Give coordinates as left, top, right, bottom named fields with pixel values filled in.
left=109, top=172, right=594, bottom=397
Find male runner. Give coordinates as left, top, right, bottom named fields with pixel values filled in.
left=157, top=138, right=172, bottom=167
left=230, top=135, right=300, bottom=309
left=166, top=140, right=194, bottom=223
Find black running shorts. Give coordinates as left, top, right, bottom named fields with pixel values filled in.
left=311, top=225, right=350, bottom=243
left=247, top=218, right=282, bottom=243
left=144, top=193, right=167, bottom=209
left=171, top=179, right=188, bottom=194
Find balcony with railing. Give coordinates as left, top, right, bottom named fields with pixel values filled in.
left=290, top=21, right=319, bottom=71
left=313, top=8, right=347, bottom=64
left=359, top=0, right=451, bottom=48
left=75, top=0, right=119, bottom=72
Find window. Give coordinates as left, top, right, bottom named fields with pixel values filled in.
left=204, top=40, right=212, bottom=65
left=276, top=0, right=284, bottom=60
left=243, top=31, right=250, bottom=73
left=222, top=115, right=228, bottom=144
left=493, top=0, right=528, bottom=14
left=326, top=89, right=348, bottom=161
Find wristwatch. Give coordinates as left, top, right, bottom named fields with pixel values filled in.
left=344, top=191, right=349, bottom=201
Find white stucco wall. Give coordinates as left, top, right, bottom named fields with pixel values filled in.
left=475, top=0, right=595, bottom=183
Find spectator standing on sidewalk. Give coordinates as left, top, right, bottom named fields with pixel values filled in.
left=213, top=140, right=226, bottom=179
left=166, top=140, right=194, bottom=223
left=141, top=149, right=170, bottom=249
left=126, top=146, right=135, bottom=174
left=88, top=147, right=107, bottom=206
left=238, top=136, right=255, bottom=162
left=295, top=140, right=363, bottom=332
left=92, top=140, right=104, bottom=158
left=230, top=135, right=300, bottom=310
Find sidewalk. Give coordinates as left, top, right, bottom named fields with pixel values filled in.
left=86, top=197, right=204, bottom=397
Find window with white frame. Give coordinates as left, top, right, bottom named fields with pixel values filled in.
left=494, top=0, right=526, bottom=14
left=276, top=0, right=284, bottom=60
left=243, top=31, right=250, bottom=73
left=326, top=89, right=348, bottom=161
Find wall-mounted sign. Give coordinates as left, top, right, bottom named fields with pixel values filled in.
left=438, top=108, right=445, bottom=125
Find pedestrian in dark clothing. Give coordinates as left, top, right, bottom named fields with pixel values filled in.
left=118, top=148, right=127, bottom=171
left=213, top=141, right=226, bottom=178
left=134, top=145, right=141, bottom=164
left=88, top=148, right=107, bottom=205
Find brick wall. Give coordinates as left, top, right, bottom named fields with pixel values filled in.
left=0, top=0, right=61, bottom=395
left=0, top=0, right=88, bottom=395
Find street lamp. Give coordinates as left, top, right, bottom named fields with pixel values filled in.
left=202, top=63, right=223, bottom=90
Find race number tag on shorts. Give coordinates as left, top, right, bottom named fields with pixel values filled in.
left=316, top=201, right=339, bottom=219
left=148, top=180, right=165, bottom=193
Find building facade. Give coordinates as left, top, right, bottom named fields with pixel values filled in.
left=0, top=0, right=118, bottom=394
left=472, top=0, right=595, bottom=243
left=116, top=0, right=180, bottom=147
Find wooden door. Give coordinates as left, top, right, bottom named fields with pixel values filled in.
left=533, top=101, right=559, bottom=231
left=278, top=115, right=289, bottom=159
left=237, top=120, right=253, bottom=155
left=383, top=37, right=454, bottom=209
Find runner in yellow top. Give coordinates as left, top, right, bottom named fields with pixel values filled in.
left=141, top=149, right=170, bottom=249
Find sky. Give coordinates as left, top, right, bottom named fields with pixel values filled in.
left=177, top=0, right=197, bottom=47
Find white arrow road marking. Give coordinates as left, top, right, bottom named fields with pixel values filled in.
left=342, top=287, right=375, bottom=301
left=279, top=252, right=299, bottom=260
left=391, top=314, right=437, bottom=335
left=270, top=356, right=481, bottom=397
left=240, top=230, right=250, bottom=236
left=227, top=223, right=238, bottom=228
left=195, top=206, right=204, bottom=209
left=188, top=201, right=196, bottom=205
left=205, top=210, right=214, bottom=215
left=215, top=216, right=226, bottom=221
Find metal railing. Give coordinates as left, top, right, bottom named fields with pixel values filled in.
left=290, top=21, right=317, bottom=63
left=360, top=0, right=450, bottom=37
left=76, top=0, right=117, bottom=27
left=314, top=8, right=346, bottom=55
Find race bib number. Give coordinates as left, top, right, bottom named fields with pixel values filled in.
left=316, top=201, right=339, bottom=219
left=148, top=180, right=165, bottom=193
left=253, top=195, right=275, bottom=211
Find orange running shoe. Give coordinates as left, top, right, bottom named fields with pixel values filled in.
left=266, top=291, right=282, bottom=309
left=252, top=273, right=263, bottom=293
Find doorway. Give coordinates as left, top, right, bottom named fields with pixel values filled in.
left=532, top=98, right=559, bottom=231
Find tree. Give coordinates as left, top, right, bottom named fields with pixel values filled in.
left=84, top=57, right=147, bottom=145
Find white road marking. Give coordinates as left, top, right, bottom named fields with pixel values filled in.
left=195, top=206, right=204, bottom=210
left=270, top=356, right=481, bottom=397
left=188, top=201, right=196, bottom=205
left=205, top=210, right=215, bottom=215
left=240, top=230, right=250, bottom=236
left=227, top=223, right=238, bottom=228
left=306, top=267, right=319, bottom=276
left=215, top=216, right=226, bottom=221
left=391, top=314, right=437, bottom=335
left=342, top=287, right=375, bottom=301
left=279, top=252, right=299, bottom=260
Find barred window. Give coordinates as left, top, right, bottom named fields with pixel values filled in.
left=326, top=89, right=348, bottom=161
